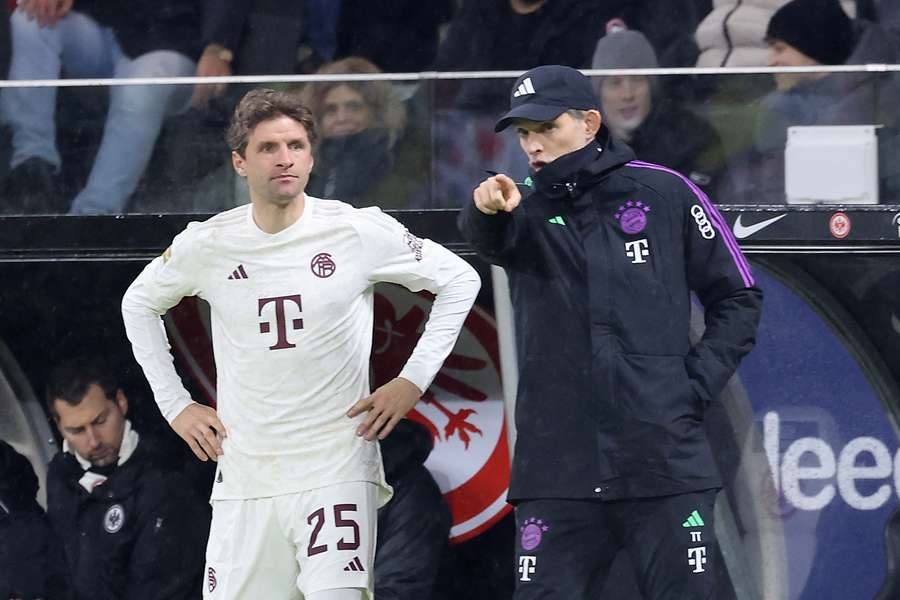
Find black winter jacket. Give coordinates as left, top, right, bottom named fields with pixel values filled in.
left=307, top=129, right=394, bottom=208
left=376, top=420, right=450, bottom=600
left=459, top=127, right=762, bottom=502
left=626, top=101, right=724, bottom=192
left=76, top=0, right=204, bottom=59
left=46, top=436, right=210, bottom=600
left=0, top=440, right=65, bottom=600
left=435, top=0, right=627, bottom=111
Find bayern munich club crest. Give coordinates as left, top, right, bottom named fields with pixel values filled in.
left=520, top=517, right=550, bottom=551
left=615, top=200, right=650, bottom=235
left=311, top=252, right=336, bottom=278
left=164, top=285, right=511, bottom=544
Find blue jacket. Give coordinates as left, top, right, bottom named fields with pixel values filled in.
left=458, top=128, right=763, bottom=501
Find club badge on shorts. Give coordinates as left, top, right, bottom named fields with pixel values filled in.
left=520, top=516, right=549, bottom=551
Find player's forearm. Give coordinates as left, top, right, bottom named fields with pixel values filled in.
left=399, top=256, right=481, bottom=392
left=121, top=285, right=194, bottom=423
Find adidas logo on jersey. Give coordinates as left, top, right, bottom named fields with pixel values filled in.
left=513, top=77, right=536, bottom=97
left=343, top=557, right=365, bottom=572
left=227, top=265, right=248, bottom=280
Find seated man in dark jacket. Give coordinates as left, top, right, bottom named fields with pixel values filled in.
left=44, top=357, right=209, bottom=600
left=376, top=419, right=451, bottom=600
left=0, top=440, right=62, bottom=600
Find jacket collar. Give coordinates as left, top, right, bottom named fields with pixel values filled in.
left=532, top=125, right=635, bottom=200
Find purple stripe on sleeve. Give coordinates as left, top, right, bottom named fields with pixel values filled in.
left=626, top=161, right=755, bottom=287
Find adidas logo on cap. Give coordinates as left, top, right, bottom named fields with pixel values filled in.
left=513, top=77, right=536, bottom=98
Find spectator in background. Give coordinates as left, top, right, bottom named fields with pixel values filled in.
left=300, top=57, right=410, bottom=208
left=1, top=1, right=9, bottom=79
left=724, top=0, right=900, bottom=203
left=593, top=28, right=724, bottom=190
left=337, top=0, right=454, bottom=73
left=375, top=419, right=450, bottom=600
left=616, top=1, right=712, bottom=71
left=695, top=0, right=858, bottom=67
left=199, top=0, right=304, bottom=81
left=431, top=0, right=629, bottom=207
left=0, top=440, right=62, bottom=600
left=0, top=1, right=238, bottom=215
left=435, top=0, right=626, bottom=110
left=44, top=358, right=209, bottom=600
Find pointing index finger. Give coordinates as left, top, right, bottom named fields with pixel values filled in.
left=494, top=173, right=517, bottom=193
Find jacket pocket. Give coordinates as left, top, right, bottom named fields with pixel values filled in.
left=614, top=353, right=699, bottom=426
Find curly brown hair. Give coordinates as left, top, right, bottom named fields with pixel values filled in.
left=297, top=57, right=406, bottom=144
left=226, top=88, right=318, bottom=157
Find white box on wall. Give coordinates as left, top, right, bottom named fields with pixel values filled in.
left=785, top=125, right=879, bottom=205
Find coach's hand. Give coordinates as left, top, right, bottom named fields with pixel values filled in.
left=348, top=377, right=422, bottom=441
left=474, top=173, right=521, bottom=215
left=172, top=402, right=227, bottom=461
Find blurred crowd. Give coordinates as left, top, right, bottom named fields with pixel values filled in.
left=0, top=0, right=900, bottom=214
left=0, top=0, right=898, bottom=209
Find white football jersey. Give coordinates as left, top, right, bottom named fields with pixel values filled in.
left=122, top=198, right=480, bottom=502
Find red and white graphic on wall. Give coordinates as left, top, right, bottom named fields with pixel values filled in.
left=165, top=285, right=511, bottom=544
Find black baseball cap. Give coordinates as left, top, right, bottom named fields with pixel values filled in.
left=494, top=65, right=599, bottom=132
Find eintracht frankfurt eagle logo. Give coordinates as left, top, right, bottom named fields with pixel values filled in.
left=165, top=285, right=511, bottom=543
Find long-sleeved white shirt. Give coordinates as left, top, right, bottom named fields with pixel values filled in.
left=122, top=198, right=480, bottom=502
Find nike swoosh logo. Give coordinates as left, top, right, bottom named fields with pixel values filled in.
left=732, top=214, right=788, bottom=239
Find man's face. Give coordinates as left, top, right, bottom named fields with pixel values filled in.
left=767, top=40, right=823, bottom=90
left=232, top=115, right=315, bottom=208
left=53, top=384, right=128, bottom=467
left=599, top=75, right=652, bottom=141
left=514, top=111, right=597, bottom=172
left=320, top=84, right=373, bottom=139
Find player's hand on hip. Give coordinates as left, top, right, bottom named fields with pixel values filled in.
left=171, top=403, right=227, bottom=461
left=348, top=377, right=423, bottom=441
left=474, top=174, right=521, bottom=215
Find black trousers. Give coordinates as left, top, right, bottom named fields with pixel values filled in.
left=513, top=489, right=719, bottom=600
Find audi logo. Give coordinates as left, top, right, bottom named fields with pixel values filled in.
left=690, top=205, right=716, bottom=240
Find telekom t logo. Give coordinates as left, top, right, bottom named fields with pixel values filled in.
left=625, top=239, right=650, bottom=264
left=518, top=556, right=537, bottom=582
left=687, top=546, right=707, bottom=573
left=258, top=294, right=303, bottom=350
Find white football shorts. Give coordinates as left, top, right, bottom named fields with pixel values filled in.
left=203, top=481, right=377, bottom=599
